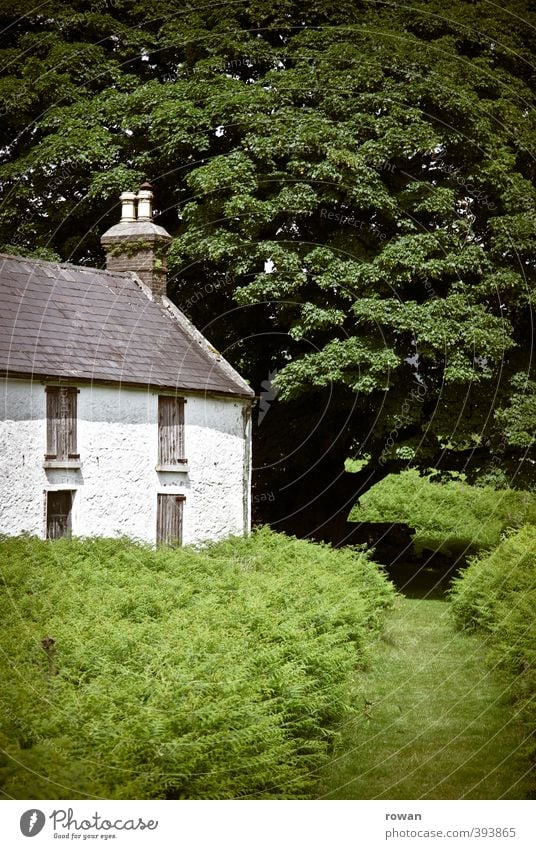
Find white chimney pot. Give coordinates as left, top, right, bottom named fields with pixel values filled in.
left=119, top=191, right=137, bottom=222
left=137, top=189, right=153, bottom=221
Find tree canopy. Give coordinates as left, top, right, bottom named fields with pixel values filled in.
left=1, top=0, right=534, bottom=538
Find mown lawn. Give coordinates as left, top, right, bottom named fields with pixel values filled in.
left=319, top=597, right=532, bottom=799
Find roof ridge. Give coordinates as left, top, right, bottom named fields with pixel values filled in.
left=0, top=252, right=134, bottom=279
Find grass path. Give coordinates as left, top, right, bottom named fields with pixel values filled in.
left=319, top=597, right=532, bottom=799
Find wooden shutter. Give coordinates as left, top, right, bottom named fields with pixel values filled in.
left=156, top=494, right=184, bottom=546
left=46, top=490, right=72, bottom=539
left=158, top=396, right=185, bottom=465
left=46, top=387, right=78, bottom=460
left=46, top=388, right=60, bottom=458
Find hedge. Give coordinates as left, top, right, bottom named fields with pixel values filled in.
left=351, top=469, right=536, bottom=558
left=450, top=525, right=536, bottom=776
left=0, top=528, right=394, bottom=799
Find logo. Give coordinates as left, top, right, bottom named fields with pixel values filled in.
left=20, top=809, right=46, bottom=837
left=258, top=369, right=280, bottom=425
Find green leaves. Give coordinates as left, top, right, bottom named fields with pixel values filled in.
left=0, top=0, right=534, bottom=489
left=352, top=295, right=514, bottom=380
left=495, top=374, right=536, bottom=448
left=489, top=213, right=536, bottom=260
left=187, top=151, right=257, bottom=196
left=275, top=336, right=399, bottom=397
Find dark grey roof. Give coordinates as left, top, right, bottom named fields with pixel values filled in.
left=0, top=253, right=253, bottom=398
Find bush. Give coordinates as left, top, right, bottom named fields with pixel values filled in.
left=450, top=526, right=536, bottom=768
left=0, top=529, right=394, bottom=799
left=350, top=469, right=536, bottom=557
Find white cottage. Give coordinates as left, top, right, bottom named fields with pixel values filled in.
left=0, top=185, right=253, bottom=545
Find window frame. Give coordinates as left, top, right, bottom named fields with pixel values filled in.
left=157, top=395, right=187, bottom=468
left=156, top=493, right=185, bottom=546
left=45, top=489, right=74, bottom=540
left=45, top=386, right=79, bottom=462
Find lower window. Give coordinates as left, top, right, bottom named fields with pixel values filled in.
left=156, top=494, right=185, bottom=546
left=46, top=490, right=73, bottom=540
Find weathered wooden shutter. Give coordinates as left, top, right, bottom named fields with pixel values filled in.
left=46, top=388, right=60, bottom=458
left=156, top=494, right=184, bottom=545
left=46, top=387, right=78, bottom=460
left=158, top=396, right=185, bottom=464
left=46, top=490, right=72, bottom=539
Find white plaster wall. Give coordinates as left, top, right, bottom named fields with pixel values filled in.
left=0, top=379, right=251, bottom=544
left=0, top=380, right=46, bottom=536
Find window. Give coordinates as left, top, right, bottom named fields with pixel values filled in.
left=156, top=494, right=184, bottom=546
left=46, top=490, right=73, bottom=539
left=45, top=386, right=79, bottom=461
left=158, top=396, right=186, bottom=466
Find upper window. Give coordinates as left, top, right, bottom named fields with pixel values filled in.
left=158, top=396, right=186, bottom=466
left=45, top=386, right=79, bottom=461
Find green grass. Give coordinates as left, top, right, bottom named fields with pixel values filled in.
left=319, top=597, right=533, bottom=799
left=0, top=529, right=394, bottom=800
left=349, top=469, right=536, bottom=557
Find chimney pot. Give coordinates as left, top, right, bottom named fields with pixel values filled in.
left=101, top=185, right=171, bottom=301
left=136, top=186, right=153, bottom=221
left=119, top=191, right=137, bottom=222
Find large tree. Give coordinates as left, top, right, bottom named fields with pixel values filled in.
left=0, top=0, right=534, bottom=540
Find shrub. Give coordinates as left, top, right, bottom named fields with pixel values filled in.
left=350, top=469, right=536, bottom=557
left=0, top=529, right=394, bottom=799
left=450, top=526, right=536, bottom=768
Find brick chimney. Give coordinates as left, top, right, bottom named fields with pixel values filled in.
left=101, top=182, right=171, bottom=299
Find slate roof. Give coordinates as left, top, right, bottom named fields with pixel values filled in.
left=0, top=253, right=253, bottom=398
